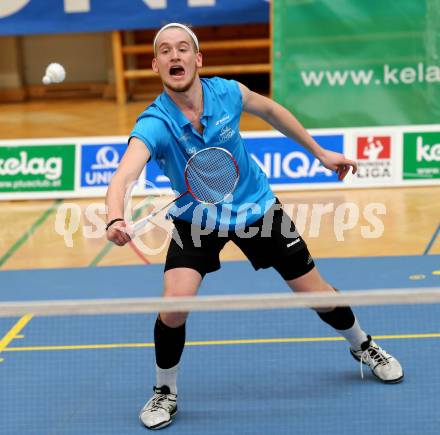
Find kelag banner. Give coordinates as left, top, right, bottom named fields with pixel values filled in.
left=272, top=0, right=440, bottom=128
left=0, top=144, right=75, bottom=192
left=0, top=0, right=268, bottom=35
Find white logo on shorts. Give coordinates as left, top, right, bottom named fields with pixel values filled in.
left=287, top=239, right=301, bottom=248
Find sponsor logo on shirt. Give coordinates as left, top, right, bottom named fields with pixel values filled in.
left=219, top=125, right=235, bottom=142
left=185, top=146, right=198, bottom=155
left=215, top=114, right=230, bottom=126
left=178, top=133, right=190, bottom=143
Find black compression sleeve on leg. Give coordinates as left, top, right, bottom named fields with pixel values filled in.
left=317, top=306, right=356, bottom=330
left=154, top=317, right=186, bottom=369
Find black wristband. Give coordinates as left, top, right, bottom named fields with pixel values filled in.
left=106, top=218, right=124, bottom=231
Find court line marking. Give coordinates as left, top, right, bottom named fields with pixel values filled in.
left=88, top=239, right=114, bottom=267
left=4, top=332, right=439, bottom=353
left=0, top=199, right=62, bottom=268
left=423, top=223, right=440, bottom=255
left=0, top=314, right=34, bottom=356
left=128, top=240, right=150, bottom=264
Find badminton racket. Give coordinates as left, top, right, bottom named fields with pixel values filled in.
left=131, top=147, right=239, bottom=234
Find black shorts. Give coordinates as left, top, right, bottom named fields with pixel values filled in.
left=164, top=199, right=315, bottom=280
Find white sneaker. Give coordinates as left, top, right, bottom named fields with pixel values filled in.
left=139, top=386, right=178, bottom=430
left=350, top=335, right=404, bottom=383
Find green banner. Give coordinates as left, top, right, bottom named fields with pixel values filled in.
left=272, top=0, right=440, bottom=128
left=0, top=145, right=75, bottom=192
left=403, top=132, right=440, bottom=179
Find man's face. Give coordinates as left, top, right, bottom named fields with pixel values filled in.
left=152, top=28, right=202, bottom=93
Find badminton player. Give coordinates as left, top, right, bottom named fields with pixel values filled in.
left=105, top=23, right=404, bottom=430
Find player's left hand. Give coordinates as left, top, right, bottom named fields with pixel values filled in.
left=318, top=150, right=358, bottom=181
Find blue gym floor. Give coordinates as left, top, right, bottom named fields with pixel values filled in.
left=1, top=255, right=439, bottom=435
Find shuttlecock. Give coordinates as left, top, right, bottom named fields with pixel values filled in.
left=42, top=63, right=66, bottom=85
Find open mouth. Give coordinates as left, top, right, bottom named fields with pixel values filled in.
left=169, top=65, right=185, bottom=77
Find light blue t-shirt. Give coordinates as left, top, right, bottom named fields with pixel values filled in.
left=130, top=77, right=275, bottom=230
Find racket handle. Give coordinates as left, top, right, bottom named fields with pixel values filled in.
left=131, top=191, right=188, bottom=235
left=131, top=211, right=157, bottom=234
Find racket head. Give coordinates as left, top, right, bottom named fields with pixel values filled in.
left=184, top=147, right=240, bottom=205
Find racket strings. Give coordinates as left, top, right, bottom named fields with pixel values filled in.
left=185, top=148, right=239, bottom=204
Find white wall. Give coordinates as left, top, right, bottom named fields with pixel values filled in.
left=0, top=36, right=22, bottom=88
left=0, top=32, right=113, bottom=88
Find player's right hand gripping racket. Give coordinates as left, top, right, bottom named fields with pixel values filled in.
left=131, top=147, right=239, bottom=234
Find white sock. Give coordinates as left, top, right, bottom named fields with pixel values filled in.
left=336, top=318, right=368, bottom=350
left=156, top=363, right=179, bottom=394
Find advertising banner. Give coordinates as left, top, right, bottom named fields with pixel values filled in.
left=273, top=0, right=440, bottom=128
left=1, top=127, right=440, bottom=200
left=145, top=135, right=344, bottom=189
left=403, top=132, right=440, bottom=180
left=0, top=0, right=269, bottom=36
left=81, top=143, right=127, bottom=188
left=346, top=134, right=399, bottom=186
left=0, top=144, right=75, bottom=192
left=245, top=135, right=342, bottom=185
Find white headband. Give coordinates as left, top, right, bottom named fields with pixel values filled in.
left=153, top=23, right=199, bottom=55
